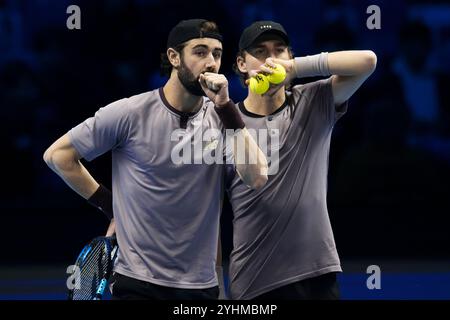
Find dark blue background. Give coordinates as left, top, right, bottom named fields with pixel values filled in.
left=1, top=0, right=450, bottom=299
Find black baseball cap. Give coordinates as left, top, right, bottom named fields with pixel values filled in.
left=167, top=19, right=223, bottom=48
left=239, top=21, right=289, bottom=51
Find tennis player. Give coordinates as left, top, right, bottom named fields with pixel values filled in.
left=44, top=19, right=267, bottom=300
left=226, top=21, right=377, bottom=299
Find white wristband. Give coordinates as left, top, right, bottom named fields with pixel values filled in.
left=294, top=52, right=331, bottom=78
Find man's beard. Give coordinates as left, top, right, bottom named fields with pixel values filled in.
left=177, top=60, right=206, bottom=97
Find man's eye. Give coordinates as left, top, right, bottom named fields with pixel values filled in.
left=195, top=51, right=206, bottom=56
left=250, top=49, right=266, bottom=58
left=275, top=47, right=288, bottom=55
left=213, top=52, right=222, bottom=59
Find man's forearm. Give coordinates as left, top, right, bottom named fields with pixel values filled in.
left=44, top=134, right=113, bottom=220
left=45, top=154, right=114, bottom=219
left=292, top=50, right=377, bottom=105
left=45, top=154, right=100, bottom=199
left=294, top=50, right=377, bottom=78
left=215, top=101, right=268, bottom=190
left=327, top=50, right=377, bottom=76
left=233, top=128, right=268, bottom=190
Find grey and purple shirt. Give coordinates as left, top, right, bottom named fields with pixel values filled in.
left=69, top=88, right=227, bottom=289
left=226, top=77, right=348, bottom=299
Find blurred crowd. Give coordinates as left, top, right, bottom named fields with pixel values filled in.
left=1, top=0, right=450, bottom=260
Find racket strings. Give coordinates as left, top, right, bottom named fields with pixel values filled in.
left=72, top=241, right=110, bottom=300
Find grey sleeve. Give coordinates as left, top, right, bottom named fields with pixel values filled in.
left=68, top=98, right=131, bottom=161
left=295, top=77, right=348, bottom=126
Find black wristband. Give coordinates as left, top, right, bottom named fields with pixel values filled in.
left=87, top=184, right=113, bottom=220
left=214, top=100, right=245, bottom=130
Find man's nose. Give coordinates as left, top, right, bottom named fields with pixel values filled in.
left=205, top=53, right=217, bottom=69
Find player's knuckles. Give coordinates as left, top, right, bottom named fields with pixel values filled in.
left=265, top=57, right=274, bottom=64
left=248, top=70, right=259, bottom=77
left=219, top=77, right=228, bottom=85
left=273, top=58, right=289, bottom=67
left=260, top=66, right=273, bottom=74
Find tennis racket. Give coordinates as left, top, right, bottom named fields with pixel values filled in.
left=68, top=235, right=118, bottom=300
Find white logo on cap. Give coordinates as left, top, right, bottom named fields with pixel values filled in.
left=260, top=25, right=272, bottom=30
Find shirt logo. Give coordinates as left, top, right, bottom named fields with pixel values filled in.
left=204, top=139, right=219, bottom=152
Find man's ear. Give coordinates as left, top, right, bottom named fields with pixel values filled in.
left=167, top=48, right=181, bottom=68
left=236, top=55, right=248, bottom=74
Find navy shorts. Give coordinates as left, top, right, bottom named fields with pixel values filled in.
left=110, top=272, right=219, bottom=300
left=253, top=272, right=340, bottom=300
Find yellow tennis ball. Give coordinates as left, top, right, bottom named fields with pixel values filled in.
left=249, top=74, right=270, bottom=95
left=266, top=63, right=286, bottom=84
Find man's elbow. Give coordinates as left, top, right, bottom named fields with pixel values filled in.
left=43, top=147, right=76, bottom=172
left=247, top=173, right=268, bottom=190
left=43, top=147, right=55, bottom=169
left=242, top=170, right=269, bottom=190
left=237, top=165, right=269, bottom=190
left=249, top=158, right=269, bottom=190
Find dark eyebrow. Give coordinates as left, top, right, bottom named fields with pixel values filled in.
left=192, top=45, right=208, bottom=50
left=192, top=45, right=222, bottom=52
left=274, top=41, right=287, bottom=47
